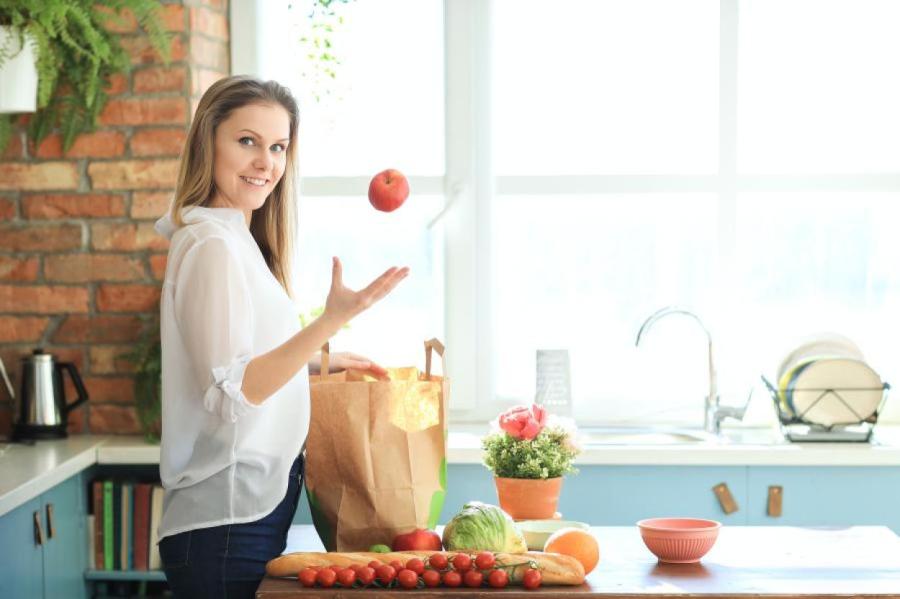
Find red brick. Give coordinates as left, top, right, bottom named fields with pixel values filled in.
left=0, top=224, right=82, bottom=251
left=97, top=284, right=161, bottom=312
left=106, top=72, right=129, bottom=95
left=132, top=192, right=173, bottom=219
left=122, top=34, right=187, bottom=65
left=32, top=131, right=126, bottom=159
left=149, top=254, right=168, bottom=280
left=0, top=163, right=79, bottom=191
left=91, top=222, right=170, bottom=251
left=83, top=376, right=135, bottom=403
left=0, top=198, right=16, bottom=220
left=190, top=6, right=228, bottom=39
left=0, top=285, right=89, bottom=313
left=90, top=346, right=138, bottom=375
left=191, top=68, right=226, bottom=97
left=22, top=194, right=125, bottom=219
left=0, top=316, right=49, bottom=342
left=2, top=132, right=23, bottom=159
left=130, top=129, right=186, bottom=157
left=52, top=314, right=143, bottom=343
left=44, top=254, right=145, bottom=283
left=88, top=159, right=179, bottom=190
left=98, top=98, right=187, bottom=126
left=67, top=405, right=87, bottom=434
left=190, top=35, right=229, bottom=71
left=133, top=65, right=188, bottom=93
left=162, top=5, right=186, bottom=32
left=98, top=5, right=138, bottom=33
left=89, top=404, right=141, bottom=434
left=0, top=257, right=39, bottom=281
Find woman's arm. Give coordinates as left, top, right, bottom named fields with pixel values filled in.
left=241, top=257, right=407, bottom=404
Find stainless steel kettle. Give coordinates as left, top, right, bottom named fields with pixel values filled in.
left=0, top=349, right=89, bottom=440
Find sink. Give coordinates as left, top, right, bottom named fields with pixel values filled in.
left=580, top=427, right=726, bottom=446
left=580, top=426, right=785, bottom=446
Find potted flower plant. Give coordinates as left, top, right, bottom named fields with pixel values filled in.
left=482, top=404, right=580, bottom=520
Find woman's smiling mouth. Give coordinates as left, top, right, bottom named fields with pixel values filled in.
left=240, top=175, right=268, bottom=187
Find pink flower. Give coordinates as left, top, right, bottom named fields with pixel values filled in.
left=498, top=404, right=547, bottom=441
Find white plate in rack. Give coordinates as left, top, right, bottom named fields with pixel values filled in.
left=788, top=358, right=884, bottom=427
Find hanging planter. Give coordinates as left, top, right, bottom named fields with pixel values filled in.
left=0, top=26, right=37, bottom=113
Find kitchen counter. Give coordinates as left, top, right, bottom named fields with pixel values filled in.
left=257, top=525, right=900, bottom=597
left=6, top=428, right=900, bottom=517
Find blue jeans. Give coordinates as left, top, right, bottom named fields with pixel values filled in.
left=159, top=455, right=303, bottom=599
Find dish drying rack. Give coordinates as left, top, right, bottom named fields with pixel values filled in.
left=761, top=376, right=890, bottom=442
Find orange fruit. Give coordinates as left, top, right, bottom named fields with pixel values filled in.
left=543, top=528, right=600, bottom=575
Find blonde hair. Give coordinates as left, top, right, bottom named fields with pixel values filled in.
left=172, top=75, right=299, bottom=294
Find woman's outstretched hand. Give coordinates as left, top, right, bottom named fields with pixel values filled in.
left=322, top=257, right=409, bottom=328
left=313, top=351, right=390, bottom=380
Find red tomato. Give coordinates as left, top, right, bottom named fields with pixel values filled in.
left=474, top=551, right=495, bottom=570
left=488, top=569, right=509, bottom=588
left=422, top=569, right=441, bottom=587
left=397, top=568, right=418, bottom=589
left=375, top=564, right=397, bottom=585
left=428, top=553, right=448, bottom=570
left=523, top=568, right=542, bottom=590
left=348, top=563, right=362, bottom=573
left=389, top=559, right=405, bottom=572
left=297, top=567, right=317, bottom=587
left=464, top=569, right=483, bottom=588
left=357, top=566, right=376, bottom=587
left=329, top=565, right=344, bottom=574
left=367, top=560, right=382, bottom=570
left=405, top=558, right=425, bottom=575
left=336, top=568, right=356, bottom=587
left=452, top=553, right=472, bottom=572
left=442, top=570, right=462, bottom=587
left=316, top=568, right=337, bottom=588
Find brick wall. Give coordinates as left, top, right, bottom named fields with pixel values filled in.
left=0, top=0, right=230, bottom=437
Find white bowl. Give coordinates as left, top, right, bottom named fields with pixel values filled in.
left=516, top=519, right=590, bottom=551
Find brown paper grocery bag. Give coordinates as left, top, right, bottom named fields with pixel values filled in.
left=304, top=339, right=449, bottom=551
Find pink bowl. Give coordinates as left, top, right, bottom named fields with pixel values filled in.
left=637, top=517, right=721, bottom=563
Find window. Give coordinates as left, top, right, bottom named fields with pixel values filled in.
left=238, top=0, right=900, bottom=426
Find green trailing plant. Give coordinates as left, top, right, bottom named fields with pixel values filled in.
left=293, top=0, right=355, bottom=103
left=120, top=318, right=161, bottom=444
left=0, top=0, right=171, bottom=152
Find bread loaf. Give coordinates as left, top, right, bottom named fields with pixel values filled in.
left=266, top=550, right=585, bottom=585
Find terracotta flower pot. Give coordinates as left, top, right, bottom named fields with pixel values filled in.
left=494, top=476, right=563, bottom=520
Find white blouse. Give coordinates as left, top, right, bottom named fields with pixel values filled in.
left=154, top=206, right=309, bottom=541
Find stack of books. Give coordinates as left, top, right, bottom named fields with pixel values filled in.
left=87, top=480, right=164, bottom=571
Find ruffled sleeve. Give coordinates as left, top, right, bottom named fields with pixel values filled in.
left=173, top=236, right=261, bottom=423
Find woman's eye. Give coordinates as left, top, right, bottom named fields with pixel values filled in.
left=271, top=143, right=286, bottom=153
left=238, top=136, right=255, bottom=146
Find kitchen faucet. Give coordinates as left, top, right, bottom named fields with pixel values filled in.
left=635, top=306, right=749, bottom=435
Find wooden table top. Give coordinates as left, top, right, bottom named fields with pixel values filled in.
left=256, top=525, right=900, bottom=598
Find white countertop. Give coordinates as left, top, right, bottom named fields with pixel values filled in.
left=5, top=428, right=900, bottom=518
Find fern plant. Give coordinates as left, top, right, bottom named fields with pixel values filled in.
left=0, top=0, right=171, bottom=152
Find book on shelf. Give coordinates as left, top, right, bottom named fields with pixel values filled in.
left=90, top=479, right=164, bottom=572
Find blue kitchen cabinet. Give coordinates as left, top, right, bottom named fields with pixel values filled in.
left=0, top=495, right=44, bottom=599
left=747, top=467, right=900, bottom=532
left=0, top=472, right=88, bottom=599
left=42, top=472, right=88, bottom=599
left=559, top=466, right=748, bottom=525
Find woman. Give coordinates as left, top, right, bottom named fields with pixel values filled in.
left=153, top=75, right=408, bottom=598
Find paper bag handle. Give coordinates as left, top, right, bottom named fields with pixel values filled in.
left=424, top=338, right=445, bottom=378
left=319, top=342, right=330, bottom=380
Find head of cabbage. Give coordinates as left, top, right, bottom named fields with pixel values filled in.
left=441, top=501, right=527, bottom=553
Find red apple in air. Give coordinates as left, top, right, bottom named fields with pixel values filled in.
left=391, top=528, right=442, bottom=552
left=368, top=168, right=409, bottom=212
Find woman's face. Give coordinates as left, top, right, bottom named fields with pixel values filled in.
left=210, top=102, right=291, bottom=221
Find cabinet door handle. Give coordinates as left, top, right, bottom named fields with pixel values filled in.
left=46, top=503, right=55, bottom=539
left=767, top=485, right=783, bottom=517
left=713, top=482, right=739, bottom=514
left=33, top=511, right=45, bottom=546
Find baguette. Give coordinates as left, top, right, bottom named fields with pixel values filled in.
left=266, top=550, right=585, bottom=585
